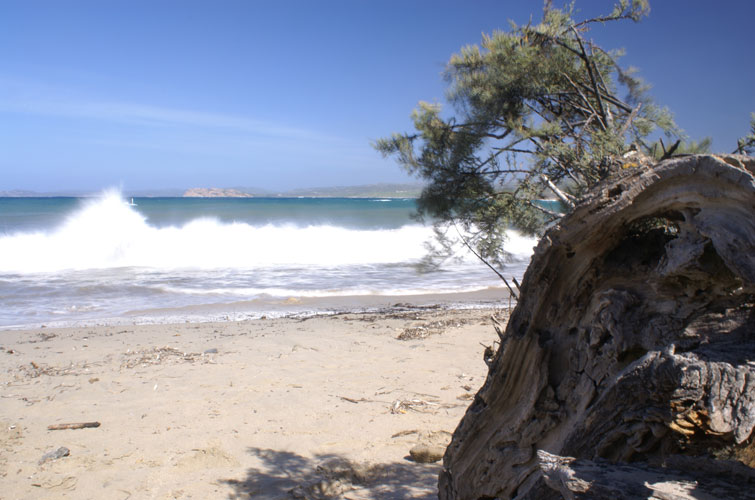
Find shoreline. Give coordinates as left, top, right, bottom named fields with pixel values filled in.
left=1, top=287, right=514, bottom=331
left=0, top=306, right=507, bottom=499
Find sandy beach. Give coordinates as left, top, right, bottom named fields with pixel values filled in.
left=0, top=306, right=507, bottom=499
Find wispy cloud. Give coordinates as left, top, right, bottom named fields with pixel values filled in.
left=0, top=78, right=332, bottom=141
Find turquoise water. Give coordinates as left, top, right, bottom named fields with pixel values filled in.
left=0, top=192, right=535, bottom=328
left=0, top=196, right=416, bottom=232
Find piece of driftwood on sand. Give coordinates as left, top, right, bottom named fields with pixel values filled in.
left=440, top=155, right=755, bottom=499
left=47, top=422, right=101, bottom=431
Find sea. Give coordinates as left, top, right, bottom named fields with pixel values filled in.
left=0, top=191, right=537, bottom=329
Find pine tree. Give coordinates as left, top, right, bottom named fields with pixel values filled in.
left=375, top=1, right=700, bottom=280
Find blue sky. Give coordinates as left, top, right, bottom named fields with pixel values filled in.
left=2, top=0, right=753, bottom=193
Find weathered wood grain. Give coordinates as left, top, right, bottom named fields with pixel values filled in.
left=440, top=155, right=755, bottom=499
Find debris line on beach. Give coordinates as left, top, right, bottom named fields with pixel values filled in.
left=120, top=346, right=214, bottom=369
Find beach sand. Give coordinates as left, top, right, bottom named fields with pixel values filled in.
left=0, top=306, right=507, bottom=499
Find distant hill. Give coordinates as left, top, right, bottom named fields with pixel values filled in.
left=125, top=188, right=186, bottom=197
left=280, top=183, right=422, bottom=198
left=182, top=183, right=423, bottom=198
left=0, top=183, right=424, bottom=199
left=183, top=187, right=254, bottom=198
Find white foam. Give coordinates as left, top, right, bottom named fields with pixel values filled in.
left=155, top=284, right=497, bottom=298
left=0, top=191, right=431, bottom=273
left=504, top=230, right=540, bottom=259
left=0, top=190, right=538, bottom=274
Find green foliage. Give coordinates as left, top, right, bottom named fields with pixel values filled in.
left=375, top=0, right=685, bottom=268
left=735, top=113, right=755, bottom=155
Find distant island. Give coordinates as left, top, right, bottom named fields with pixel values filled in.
left=181, top=183, right=422, bottom=198
left=183, top=188, right=254, bottom=198
left=0, top=183, right=423, bottom=199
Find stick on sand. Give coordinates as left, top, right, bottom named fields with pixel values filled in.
left=47, top=422, right=101, bottom=430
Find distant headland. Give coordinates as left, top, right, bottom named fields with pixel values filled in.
left=183, top=188, right=253, bottom=198
left=182, top=183, right=423, bottom=198
left=0, top=183, right=423, bottom=199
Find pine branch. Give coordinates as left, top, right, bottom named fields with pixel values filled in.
left=528, top=200, right=565, bottom=218
left=565, top=169, right=586, bottom=188
left=573, top=14, right=630, bottom=28
left=571, top=26, right=610, bottom=128
left=659, top=139, right=681, bottom=160
left=486, top=169, right=537, bottom=175
left=561, top=72, right=605, bottom=130
left=541, top=174, right=576, bottom=209
left=618, top=103, right=642, bottom=137
left=491, top=147, right=535, bottom=155
left=733, top=138, right=755, bottom=155
left=594, top=89, right=633, bottom=113
left=451, top=219, right=519, bottom=300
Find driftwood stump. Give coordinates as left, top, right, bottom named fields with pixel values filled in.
left=439, top=155, right=755, bottom=499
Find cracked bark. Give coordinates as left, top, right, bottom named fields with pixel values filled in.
left=439, top=155, right=755, bottom=499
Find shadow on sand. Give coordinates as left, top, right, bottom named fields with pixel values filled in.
left=221, top=447, right=441, bottom=499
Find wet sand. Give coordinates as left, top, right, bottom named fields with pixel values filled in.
left=0, top=306, right=508, bottom=499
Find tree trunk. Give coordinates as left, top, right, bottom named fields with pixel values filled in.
left=439, top=155, right=755, bottom=499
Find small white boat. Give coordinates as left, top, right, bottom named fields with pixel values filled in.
left=129, top=198, right=138, bottom=206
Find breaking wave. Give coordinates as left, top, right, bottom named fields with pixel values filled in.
left=0, top=190, right=537, bottom=274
